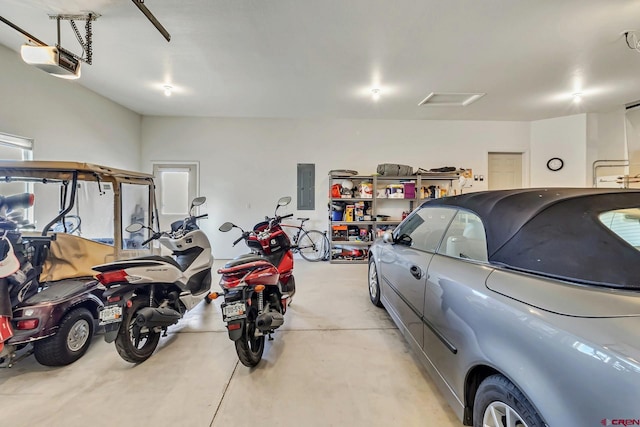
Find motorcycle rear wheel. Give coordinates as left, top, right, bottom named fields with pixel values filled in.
left=115, top=297, right=160, bottom=364
left=235, top=321, right=264, bottom=367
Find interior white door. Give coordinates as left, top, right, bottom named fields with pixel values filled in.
left=152, top=163, right=199, bottom=232
left=488, top=153, right=523, bottom=190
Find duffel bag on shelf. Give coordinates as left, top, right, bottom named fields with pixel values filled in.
left=376, top=163, right=413, bottom=176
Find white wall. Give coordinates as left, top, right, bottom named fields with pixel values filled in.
left=141, top=117, right=530, bottom=258
left=587, top=109, right=627, bottom=186
left=530, top=114, right=587, bottom=187
left=0, top=44, right=141, bottom=170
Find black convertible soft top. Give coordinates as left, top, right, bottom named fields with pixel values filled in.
left=424, top=188, right=640, bottom=289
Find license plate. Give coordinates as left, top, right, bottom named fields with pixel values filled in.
left=99, top=305, right=123, bottom=325
left=223, top=302, right=246, bottom=321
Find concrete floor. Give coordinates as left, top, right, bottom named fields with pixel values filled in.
left=0, top=260, right=461, bottom=427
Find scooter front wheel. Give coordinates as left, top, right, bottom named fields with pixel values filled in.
left=235, top=321, right=264, bottom=367
left=115, top=297, right=160, bottom=364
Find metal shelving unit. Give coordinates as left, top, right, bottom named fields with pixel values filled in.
left=328, top=172, right=458, bottom=263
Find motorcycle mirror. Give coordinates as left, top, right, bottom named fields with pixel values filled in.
left=126, top=223, right=145, bottom=233
left=218, top=222, right=235, bottom=232
left=191, top=197, right=206, bottom=208
left=277, top=196, right=292, bottom=207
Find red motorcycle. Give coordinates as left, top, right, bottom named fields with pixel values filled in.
left=211, top=196, right=296, bottom=367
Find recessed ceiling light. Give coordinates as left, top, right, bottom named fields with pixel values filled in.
left=573, top=92, right=583, bottom=103
left=164, top=85, right=172, bottom=97
left=371, top=88, right=381, bottom=101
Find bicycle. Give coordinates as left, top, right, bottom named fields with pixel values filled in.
left=282, top=217, right=329, bottom=262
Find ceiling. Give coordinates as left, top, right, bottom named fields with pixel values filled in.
left=2, top=0, right=640, bottom=121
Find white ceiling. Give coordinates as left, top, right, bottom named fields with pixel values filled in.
left=2, top=0, right=640, bottom=121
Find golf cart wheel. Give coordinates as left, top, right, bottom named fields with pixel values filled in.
left=34, top=307, right=94, bottom=366
left=473, top=374, right=544, bottom=427
left=114, top=297, right=160, bottom=364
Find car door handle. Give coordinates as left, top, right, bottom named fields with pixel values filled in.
left=410, top=265, right=422, bottom=279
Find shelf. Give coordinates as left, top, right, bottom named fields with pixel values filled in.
left=330, top=258, right=368, bottom=264
left=331, top=240, right=372, bottom=246
left=330, top=197, right=373, bottom=202
left=331, top=221, right=375, bottom=225
left=329, top=171, right=460, bottom=264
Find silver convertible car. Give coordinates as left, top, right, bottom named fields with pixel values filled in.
left=368, top=188, right=640, bottom=427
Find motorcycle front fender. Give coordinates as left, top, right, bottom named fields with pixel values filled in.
left=227, top=319, right=245, bottom=341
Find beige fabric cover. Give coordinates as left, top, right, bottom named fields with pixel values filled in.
left=41, top=234, right=116, bottom=282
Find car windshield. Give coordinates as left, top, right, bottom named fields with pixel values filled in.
left=599, top=208, right=640, bottom=251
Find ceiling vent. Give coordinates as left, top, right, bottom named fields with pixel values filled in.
left=418, top=92, right=485, bottom=107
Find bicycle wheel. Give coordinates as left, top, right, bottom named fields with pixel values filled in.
left=297, top=230, right=329, bottom=262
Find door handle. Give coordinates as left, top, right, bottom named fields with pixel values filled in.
left=410, top=265, right=422, bottom=280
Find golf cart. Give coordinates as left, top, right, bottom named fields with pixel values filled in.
left=0, top=161, right=156, bottom=367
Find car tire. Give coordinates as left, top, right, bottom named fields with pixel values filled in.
left=34, top=307, right=94, bottom=366
left=473, top=374, right=545, bottom=427
left=368, top=259, right=383, bottom=307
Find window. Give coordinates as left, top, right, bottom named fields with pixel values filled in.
left=160, top=170, right=189, bottom=215
left=121, top=183, right=150, bottom=249
left=393, top=207, right=456, bottom=252
left=0, top=132, right=33, bottom=160
left=438, top=210, right=488, bottom=262
left=599, top=208, right=640, bottom=250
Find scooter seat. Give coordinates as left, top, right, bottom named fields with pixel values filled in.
left=222, top=254, right=265, bottom=270
left=134, top=255, right=184, bottom=272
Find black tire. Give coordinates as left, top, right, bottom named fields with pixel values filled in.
left=298, top=230, right=329, bottom=262
left=235, top=321, right=264, bottom=367
left=34, top=307, right=94, bottom=366
left=114, top=297, right=160, bottom=364
left=368, top=259, right=383, bottom=307
left=473, top=374, right=545, bottom=427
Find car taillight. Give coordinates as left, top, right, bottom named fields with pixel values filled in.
left=16, top=319, right=39, bottom=330
left=96, top=270, right=129, bottom=285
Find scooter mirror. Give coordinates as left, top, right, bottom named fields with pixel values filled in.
left=219, top=222, right=234, bottom=232
left=191, top=197, right=206, bottom=207
left=126, top=223, right=145, bottom=233
left=277, top=196, right=292, bottom=207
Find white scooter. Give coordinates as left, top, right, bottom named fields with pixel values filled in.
left=93, top=197, right=213, bottom=363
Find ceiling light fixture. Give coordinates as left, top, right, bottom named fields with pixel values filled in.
left=371, top=88, right=381, bottom=101
left=164, top=85, right=173, bottom=97
left=573, top=92, right=583, bottom=103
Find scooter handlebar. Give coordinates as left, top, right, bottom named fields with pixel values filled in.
left=232, top=231, right=250, bottom=246
left=194, top=214, right=208, bottom=220
left=141, top=231, right=163, bottom=246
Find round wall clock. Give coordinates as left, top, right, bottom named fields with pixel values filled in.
left=546, top=157, right=564, bottom=172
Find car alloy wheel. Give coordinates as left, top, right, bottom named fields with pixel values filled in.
left=483, top=401, right=528, bottom=427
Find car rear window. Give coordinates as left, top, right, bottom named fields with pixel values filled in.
left=599, top=208, right=640, bottom=250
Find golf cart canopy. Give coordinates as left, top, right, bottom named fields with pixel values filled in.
left=0, top=160, right=156, bottom=282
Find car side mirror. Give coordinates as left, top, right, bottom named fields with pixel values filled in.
left=382, top=231, right=394, bottom=243
left=397, top=233, right=412, bottom=246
